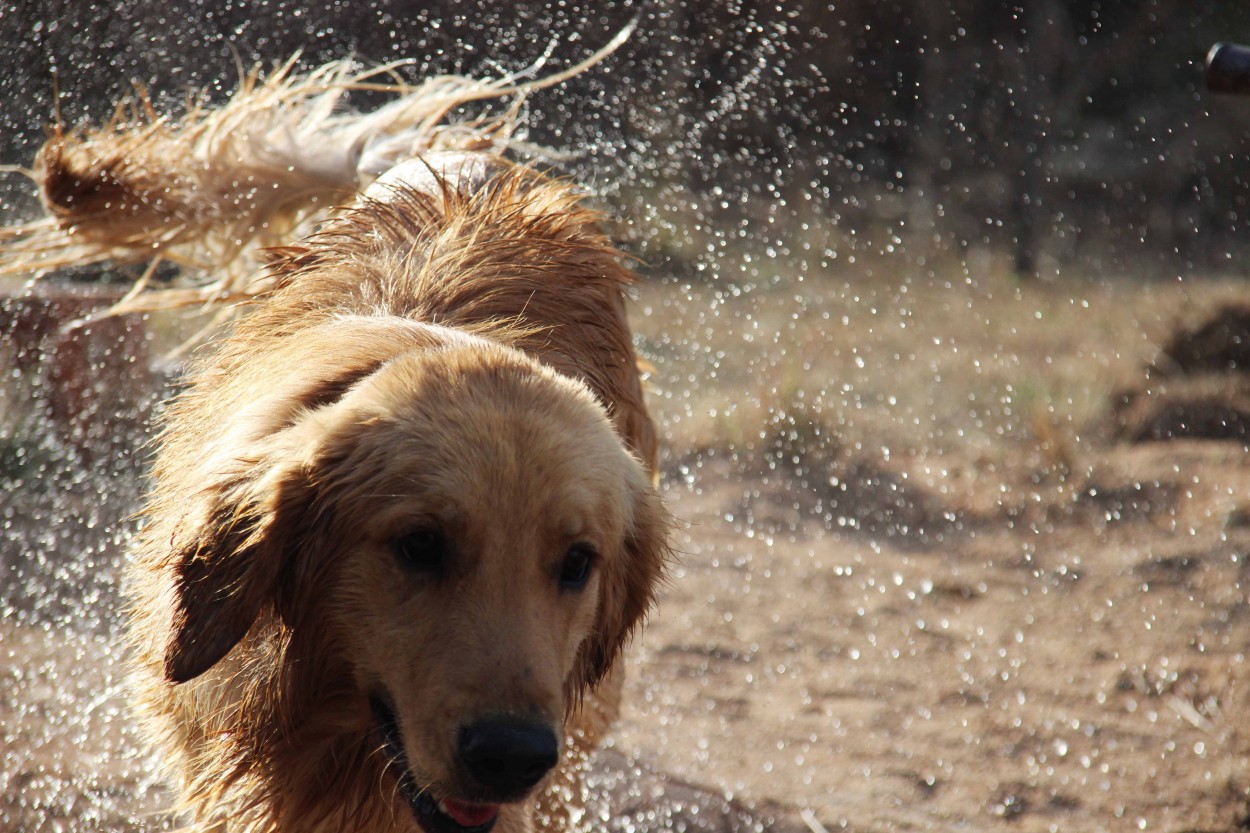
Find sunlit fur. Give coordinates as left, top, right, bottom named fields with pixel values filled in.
left=0, top=26, right=637, bottom=306
left=116, top=162, right=669, bottom=831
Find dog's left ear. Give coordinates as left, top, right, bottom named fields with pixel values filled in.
left=578, top=474, right=670, bottom=692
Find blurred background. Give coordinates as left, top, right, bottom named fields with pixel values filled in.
left=6, top=2, right=1250, bottom=832
left=5, top=1, right=1250, bottom=278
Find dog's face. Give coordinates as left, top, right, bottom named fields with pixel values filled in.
left=158, top=331, right=667, bottom=832
left=326, top=347, right=664, bottom=829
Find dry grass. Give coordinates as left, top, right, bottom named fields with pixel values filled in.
left=611, top=257, right=1250, bottom=833
left=631, top=253, right=1250, bottom=519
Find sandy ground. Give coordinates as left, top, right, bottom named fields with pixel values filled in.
left=5, top=268, right=1250, bottom=832
left=617, top=442, right=1250, bottom=832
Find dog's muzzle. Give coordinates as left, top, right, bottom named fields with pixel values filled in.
left=371, top=697, right=559, bottom=833
left=457, top=717, right=559, bottom=798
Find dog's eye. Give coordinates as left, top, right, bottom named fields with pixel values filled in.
left=559, top=545, right=596, bottom=590
left=392, top=528, right=446, bottom=574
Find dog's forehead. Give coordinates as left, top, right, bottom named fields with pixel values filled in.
left=361, top=474, right=623, bottom=562
left=367, top=395, right=624, bottom=485
left=371, top=440, right=627, bottom=527
left=348, top=411, right=631, bottom=539
left=325, top=343, right=636, bottom=537
left=364, top=348, right=623, bottom=466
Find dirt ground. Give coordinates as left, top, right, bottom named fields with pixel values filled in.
left=5, top=265, right=1250, bottom=832
left=617, top=440, right=1250, bottom=833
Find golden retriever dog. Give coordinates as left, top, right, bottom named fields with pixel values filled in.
left=3, top=37, right=669, bottom=833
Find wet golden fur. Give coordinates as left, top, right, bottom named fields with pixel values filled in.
left=123, top=168, right=669, bottom=833
left=9, top=55, right=668, bottom=833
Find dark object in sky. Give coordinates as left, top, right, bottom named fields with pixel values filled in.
left=1206, top=42, right=1250, bottom=94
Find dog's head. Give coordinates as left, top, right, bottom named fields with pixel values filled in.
left=154, top=321, right=668, bottom=830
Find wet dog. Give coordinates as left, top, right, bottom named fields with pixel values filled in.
left=6, top=47, right=668, bottom=833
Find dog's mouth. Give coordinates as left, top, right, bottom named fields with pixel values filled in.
left=370, top=697, right=502, bottom=833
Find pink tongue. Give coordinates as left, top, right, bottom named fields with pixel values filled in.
left=440, top=799, right=500, bottom=828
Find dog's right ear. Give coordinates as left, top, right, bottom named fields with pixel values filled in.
left=162, top=452, right=312, bottom=684
left=156, top=317, right=449, bottom=684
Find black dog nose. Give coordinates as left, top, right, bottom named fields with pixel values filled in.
left=457, top=717, right=559, bottom=796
